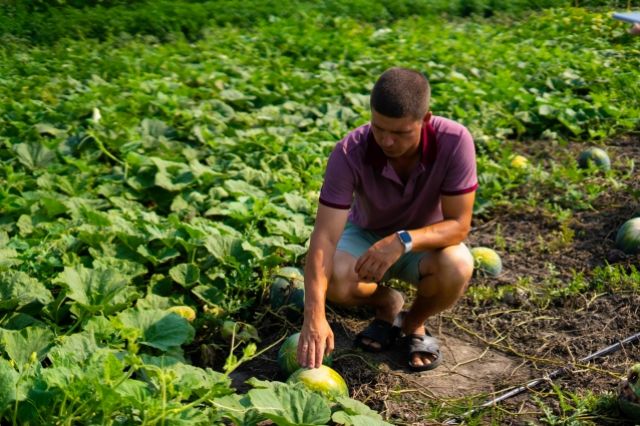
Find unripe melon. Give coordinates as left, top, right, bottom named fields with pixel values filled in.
left=277, top=332, right=333, bottom=377
left=470, top=247, right=503, bottom=277
left=287, top=365, right=348, bottom=400
left=577, top=147, right=610, bottom=171
left=615, top=218, right=640, bottom=255
left=269, top=266, right=305, bottom=313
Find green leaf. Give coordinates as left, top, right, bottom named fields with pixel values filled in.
left=115, top=309, right=195, bottom=351
left=142, top=355, right=232, bottom=399
left=0, top=326, right=54, bottom=368
left=331, top=412, right=392, bottom=426
left=247, top=381, right=331, bottom=426
left=13, top=142, right=55, bottom=170
left=55, top=265, right=136, bottom=315
left=169, top=263, right=200, bottom=288
left=191, top=284, right=223, bottom=305
left=47, top=332, right=99, bottom=367
left=0, top=248, right=21, bottom=270
left=212, top=394, right=258, bottom=426
left=332, top=397, right=391, bottom=426
left=0, top=358, right=18, bottom=414
left=0, top=271, right=53, bottom=313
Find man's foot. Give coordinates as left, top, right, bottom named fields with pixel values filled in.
left=401, top=329, right=442, bottom=372
left=402, top=324, right=440, bottom=369
left=357, top=287, right=404, bottom=351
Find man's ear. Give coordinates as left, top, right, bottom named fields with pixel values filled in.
left=422, top=111, right=432, bottom=124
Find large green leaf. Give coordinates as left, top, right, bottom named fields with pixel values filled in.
left=115, top=309, right=195, bottom=351
left=13, top=142, right=55, bottom=170
left=47, top=332, right=99, bottom=367
left=0, top=326, right=54, bottom=367
left=55, top=265, right=137, bottom=315
left=331, top=397, right=392, bottom=426
left=247, top=381, right=331, bottom=426
left=169, top=263, right=200, bottom=288
left=0, top=271, right=53, bottom=312
left=142, top=355, right=231, bottom=399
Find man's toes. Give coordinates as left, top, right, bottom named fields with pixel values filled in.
left=411, top=353, right=434, bottom=367
left=411, top=353, right=425, bottom=367
left=362, top=337, right=381, bottom=350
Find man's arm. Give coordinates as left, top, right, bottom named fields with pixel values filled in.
left=298, top=204, right=349, bottom=368
left=410, top=191, right=475, bottom=250
left=355, top=191, right=475, bottom=283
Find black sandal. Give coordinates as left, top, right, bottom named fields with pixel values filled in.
left=354, top=318, right=401, bottom=353
left=401, top=332, right=442, bottom=372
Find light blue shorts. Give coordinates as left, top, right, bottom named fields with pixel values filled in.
left=336, top=222, right=428, bottom=285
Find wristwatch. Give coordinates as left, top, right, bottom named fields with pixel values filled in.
left=396, top=230, right=413, bottom=253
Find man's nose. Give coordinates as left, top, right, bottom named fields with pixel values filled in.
left=380, top=132, right=394, bottom=147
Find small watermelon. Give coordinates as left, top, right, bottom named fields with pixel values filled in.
left=618, top=364, right=640, bottom=420
left=470, top=247, right=503, bottom=277
left=615, top=218, right=640, bottom=255
left=577, top=147, right=610, bottom=171
left=287, top=365, right=348, bottom=400
left=277, top=332, right=333, bottom=377
left=269, top=266, right=305, bottom=313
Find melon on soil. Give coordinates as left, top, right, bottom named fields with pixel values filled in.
left=269, top=266, right=305, bottom=312
left=277, top=332, right=333, bottom=377
left=470, top=247, right=503, bottom=277
left=577, top=147, right=610, bottom=171
left=615, top=217, right=640, bottom=255
left=287, top=365, right=348, bottom=400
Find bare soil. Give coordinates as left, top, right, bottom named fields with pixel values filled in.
left=212, top=134, right=640, bottom=425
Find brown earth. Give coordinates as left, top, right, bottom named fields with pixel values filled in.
left=209, top=134, right=640, bottom=425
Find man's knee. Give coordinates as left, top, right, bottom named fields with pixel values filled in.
left=326, top=253, right=358, bottom=304
left=420, top=243, right=474, bottom=293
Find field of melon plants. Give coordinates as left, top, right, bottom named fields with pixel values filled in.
left=1, top=1, right=640, bottom=424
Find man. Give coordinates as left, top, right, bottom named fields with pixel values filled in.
left=297, top=67, right=476, bottom=372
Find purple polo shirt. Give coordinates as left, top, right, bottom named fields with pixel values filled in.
left=318, top=115, right=477, bottom=235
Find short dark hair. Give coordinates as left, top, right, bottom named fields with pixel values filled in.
left=370, top=67, right=430, bottom=120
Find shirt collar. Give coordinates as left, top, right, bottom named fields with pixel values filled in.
left=365, top=120, right=437, bottom=169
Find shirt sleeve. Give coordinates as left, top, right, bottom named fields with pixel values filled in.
left=318, top=144, right=355, bottom=209
left=440, top=127, right=478, bottom=196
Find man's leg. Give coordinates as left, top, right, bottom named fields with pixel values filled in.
left=326, top=250, right=404, bottom=349
left=402, top=243, right=474, bottom=368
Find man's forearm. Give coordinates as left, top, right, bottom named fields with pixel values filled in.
left=407, top=218, right=471, bottom=252
left=303, top=238, right=335, bottom=319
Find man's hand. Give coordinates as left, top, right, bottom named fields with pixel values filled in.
left=354, top=234, right=404, bottom=282
left=298, top=316, right=334, bottom=368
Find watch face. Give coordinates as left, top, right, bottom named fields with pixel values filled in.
left=398, top=231, right=411, bottom=244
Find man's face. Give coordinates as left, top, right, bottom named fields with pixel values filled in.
left=370, top=109, right=430, bottom=159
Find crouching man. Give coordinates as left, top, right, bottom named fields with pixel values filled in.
left=298, top=67, right=477, bottom=372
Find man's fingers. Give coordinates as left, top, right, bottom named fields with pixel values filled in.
left=314, top=339, right=324, bottom=368
left=325, top=334, right=335, bottom=356
left=298, top=338, right=309, bottom=367
left=306, top=340, right=316, bottom=368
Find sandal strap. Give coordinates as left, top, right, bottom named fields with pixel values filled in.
left=356, top=318, right=400, bottom=346
left=405, top=333, right=440, bottom=356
